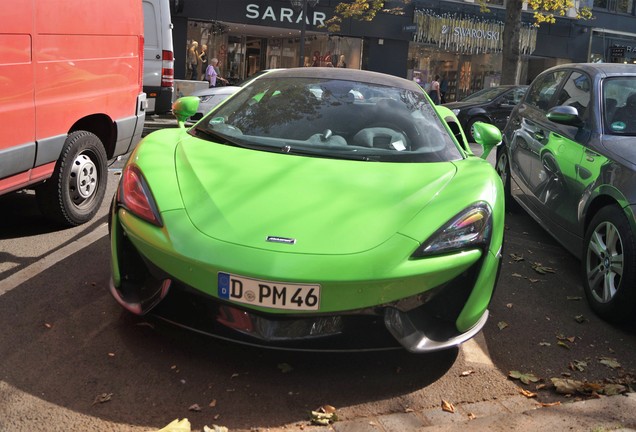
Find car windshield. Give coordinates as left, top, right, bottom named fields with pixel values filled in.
left=192, top=76, right=462, bottom=163
left=604, top=77, right=636, bottom=135
left=460, top=87, right=510, bottom=103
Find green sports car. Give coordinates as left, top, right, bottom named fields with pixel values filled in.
left=109, top=68, right=505, bottom=352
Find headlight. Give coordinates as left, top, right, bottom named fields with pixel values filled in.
left=451, top=108, right=461, bottom=115
left=412, top=202, right=492, bottom=257
left=118, top=165, right=163, bottom=227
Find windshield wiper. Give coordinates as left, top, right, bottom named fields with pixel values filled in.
left=283, top=145, right=378, bottom=161
left=191, top=127, right=244, bottom=147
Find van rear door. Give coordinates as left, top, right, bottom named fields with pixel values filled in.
left=143, top=0, right=174, bottom=114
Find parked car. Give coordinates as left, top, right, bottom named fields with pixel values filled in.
left=444, top=85, right=527, bottom=142
left=109, top=68, right=505, bottom=352
left=188, top=85, right=242, bottom=122
left=498, top=63, right=636, bottom=322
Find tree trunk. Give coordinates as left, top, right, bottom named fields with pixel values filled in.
left=501, top=0, right=524, bottom=85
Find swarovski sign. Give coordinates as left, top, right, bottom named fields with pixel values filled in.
left=414, top=10, right=537, bottom=55
left=246, top=4, right=327, bottom=27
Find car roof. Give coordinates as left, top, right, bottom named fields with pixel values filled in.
left=543, top=63, right=636, bottom=78
left=255, top=67, right=423, bottom=91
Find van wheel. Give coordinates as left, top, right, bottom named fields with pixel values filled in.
left=582, top=205, right=636, bottom=323
left=37, top=131, right=108, bottom=226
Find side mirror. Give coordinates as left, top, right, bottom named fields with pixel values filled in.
left=547, top=105, right=582, bottom=126
left=172, top=96, right=200, bottom=128
left=471, top=121, right=502, bottom=160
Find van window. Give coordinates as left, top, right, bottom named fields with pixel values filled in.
left=143, top=2, right=159, bottom=49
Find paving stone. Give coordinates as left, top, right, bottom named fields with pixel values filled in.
left=375, top=412, right=431, bottom=431
left=332, top=418, right=384, bottom=432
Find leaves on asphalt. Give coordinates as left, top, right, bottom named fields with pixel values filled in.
left=92, top=392, right=113, bottom=406
left=497, top=321, right=509, bottom=330
left=508, top=370, right=540, bottom=385
left=278, top=362, right=293, bottom=373
left=155, top=418, right=191, bottom=432
left=550, top=378, right=627, bottom=396
left=574, top=315, right=586, bottom=323
left=519, top=388, right=537, bottom=398
left=531, top=262, right=556, bottom=274
left=310, top=405, right=338, bottom=426
left=599, top=357, right=621, bottom=369
left=509, top=253, right=525, bottom=262
left=460, top=370, right=475, bottom=377
left=569, top=360, right=588, bottom=372
left=188, top=403, right=201, bottom=412
left=441, top=400, right=455, bottom=413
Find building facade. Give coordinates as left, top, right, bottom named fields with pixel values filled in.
left=170, top=0, right=636, bottom=99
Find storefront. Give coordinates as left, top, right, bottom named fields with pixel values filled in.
left=408, top=9, right=537, bottom=101
left=589, top=29, right=636, bottom=63
left=172, top=0, right=413, bottom=84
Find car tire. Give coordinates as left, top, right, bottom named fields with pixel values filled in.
left=582, top=205, right=636, bottom=323
left=466, top=117, right=488, bottom=143
left=495, top=144, right=517, bottom=212
left=37, top=130, right=108, bottom=226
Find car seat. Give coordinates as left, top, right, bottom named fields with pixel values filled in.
left=612, top=93, right=636, bottom=132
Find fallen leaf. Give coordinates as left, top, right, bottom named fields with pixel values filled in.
left=528, top=278, right=540, bottom=283
left=574, top=315, right=586, bottom=323
left=537, top=401, right=561, bottom=408
left=467, top=412, right=476, bottom=420
left=209, top=399, right=217, bottom=408
left=310, top=405, right=338, bottom=425
left=567, top=296, right=583, bottom=301
left=278, top=363, right=293, bottom=373
left=531, top=262, right=556, bottom=274
left=441, top=400, right=455, bottom=413
left=519, top=388, right=537, bottom=398
left=404, top=408, right=414, bottom=413
left=599, top=357, right=621, bottom=369
left=510, top=253, right=524, bottom=262
left=460, top=370, right=475, bottom=377
left=557, top=341, right=570, bottom=350
left=230, top=373, right=239, bottom=379
left=511, top=273, right=524, bottom=278
left=44, top=323, right=52, bottom=329
left=497, top=321, right=509, bottom=330
left=188, top=403, right=201, bottom=412
left=506, top=303, right=514, bottom=309
left=509, top=370, right=540, bottom=385
left=92, top=393, right=113, bottom=405
left=539, top=342, right=551, bottom=347
left=569, top=360, right=587, bottom=372
left=157, top=419, right=191, bottom=432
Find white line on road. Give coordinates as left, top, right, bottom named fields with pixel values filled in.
left=0, top=223, right=108, bottom=297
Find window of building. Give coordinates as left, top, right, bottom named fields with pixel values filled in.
left=593, top=0, right=634, bottom=14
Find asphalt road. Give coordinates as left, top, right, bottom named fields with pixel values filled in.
left=0, top=121, right=634, bottom=431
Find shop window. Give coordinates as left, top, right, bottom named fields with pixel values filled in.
left=593, top=0, right=634, bottom=13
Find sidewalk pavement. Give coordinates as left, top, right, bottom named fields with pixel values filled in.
left=290, top=392, right=636, bottom=432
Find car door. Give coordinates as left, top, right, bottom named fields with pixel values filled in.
left=507, top=70, right=568, bottom=214
left=535, top=71, right=592, bottom=237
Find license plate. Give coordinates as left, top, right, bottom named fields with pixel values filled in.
left=217, top=272, right=321, bottom=311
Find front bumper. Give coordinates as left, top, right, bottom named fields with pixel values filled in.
left=109, top=206, right=501, bottom=352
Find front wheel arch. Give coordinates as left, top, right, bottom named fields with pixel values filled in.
left=582, top=204, right=636, bottom=323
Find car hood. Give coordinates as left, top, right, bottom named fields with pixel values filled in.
left=174, top=137, right=458, bottom=254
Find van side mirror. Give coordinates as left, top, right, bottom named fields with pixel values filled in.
left=471, top=122, right=502, bottom=160
left=172, top=96, right=200, bottom=128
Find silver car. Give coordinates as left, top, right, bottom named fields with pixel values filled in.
left=499, top=63, right=636, bottom=322
left=188, top=85, right=242, bottom=122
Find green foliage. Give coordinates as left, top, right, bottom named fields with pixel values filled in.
left=325, top=0, right=410, bottom=33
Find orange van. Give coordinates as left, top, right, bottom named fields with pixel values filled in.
left=0, top=0, right=146, bottom=226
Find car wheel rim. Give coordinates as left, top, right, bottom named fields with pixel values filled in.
left=70, top=152, right=99, bottom=205
left=586, top=221, right=624, bottom=303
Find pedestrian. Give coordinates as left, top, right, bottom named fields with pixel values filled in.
left=429, top=74, right=441, bottom=105
left=440, top=75, right=449, bottom=104
left=204, top=58, right=228, bottom=88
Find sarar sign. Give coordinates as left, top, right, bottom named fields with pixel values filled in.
left=246, top=4, right=327, bottom=27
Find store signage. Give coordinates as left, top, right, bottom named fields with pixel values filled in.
left=442, top=24, right=500, bottom=41
left=245, top=4, right=327, bottom=27
left=413, top=10, right=537, bottom=55
left=610, top=46, right=626, bottom=57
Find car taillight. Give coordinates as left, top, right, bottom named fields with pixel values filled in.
left=161, top=50, right=174, bottom=88
left=118, top=165, right=162, bottom=227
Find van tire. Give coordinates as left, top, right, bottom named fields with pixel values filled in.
left=37, top=131, right=108, bottom=226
